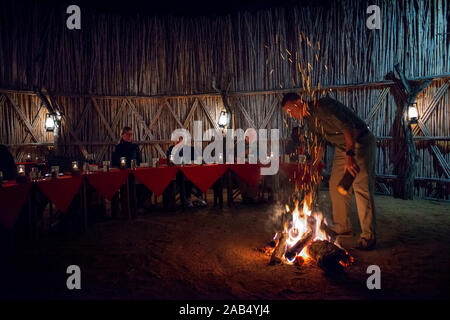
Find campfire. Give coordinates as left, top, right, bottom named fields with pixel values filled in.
left=263, top=193, right=354, bottom=273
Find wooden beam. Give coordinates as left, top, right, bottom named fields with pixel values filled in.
left=198, top=98, right=220, bottom=131
left=4, top=93, right=40, bottom=143
left=2, top=73, right=446, bottom=100
left=149, top=100, right=166, bottom=130
left=73, top=98, right=93, bottom=137
left=412, top=80, right=449, bottom=136
left=95, top=99, right=128, bottom=162
left=16, top=99, right=45, bottom=160
left=91, top=97, right=117, bottom=141
left=183, top=98, right=199, bottom=128
left=61, top=112, right=89, bottom=159
left=416, top=122, right=450, bottom=179
left=260, top=96, right=280, bottom=129
left=165, top=100, right=185, bottom=129
left=234, top=98, right=256, bottom=129
left=126, top=98, right=166, bottom=158
left=365, top=87, right=389, bottom=124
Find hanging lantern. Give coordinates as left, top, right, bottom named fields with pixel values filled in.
left=45, top=114, right=56, bottom=132
left=407, top=103, right=419, bottom=124
left=218, top=110, right=229, bottom=128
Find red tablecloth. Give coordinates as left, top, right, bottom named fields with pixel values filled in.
left=86, top=169, right=130, bottom=200
left=37, top=175, right=83, bottom=213
left=180, top=164, right=228, bottom=193
left=280, top=162, right=325, bottom=186
left=132, top=166, right=179, bottom=196
left=0, top=181, right=32, bottom=228
left=228, top=163, right=262, bottom=188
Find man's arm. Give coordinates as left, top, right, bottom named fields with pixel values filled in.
left=343, top=129, right=360, bottom=177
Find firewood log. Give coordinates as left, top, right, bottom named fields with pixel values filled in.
left=319, top=221, right=338, bottom=242
left=269, top=232, right=288, bottom=265
left=306, top=240, right=352, bottom=272
left=284, top=230, right=313, bottom=261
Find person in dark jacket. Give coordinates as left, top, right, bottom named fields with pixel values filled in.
left=111, top=127, right=149, bottom=213
left=0, top=144, right=17, bottom=181
left=112, top=127, right=142, bottom=168
left=166, top=137, right=206, bottom=207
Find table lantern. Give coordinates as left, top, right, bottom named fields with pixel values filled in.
left=72, top=161, right=80, bottom=176
left=51, top=166, right=59, bottom=179
left=16, top=165, right=28, bottom=183
left=102, top=161, right=111, bottom=172
left=30, top=167, right=39, bottom=181
left=120, top=157, right=127, bottom=169
left=130, top=159, right=137, bottom=170
left=218, top=153, right=223, bottom=164
left=17, top=165, right=26, bottom=176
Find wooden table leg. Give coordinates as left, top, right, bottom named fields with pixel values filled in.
left=27, top=186, right=34, bottom=247
left=227, top=170, right=234, bottom=207
left=180, top=171, right=186, bottom=210
left=81, top=179, right=88, bottom=232
left=128, top=173, right=137, bottom=218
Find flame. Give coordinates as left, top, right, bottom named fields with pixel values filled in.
left=282, top=193, right=332, bottom=264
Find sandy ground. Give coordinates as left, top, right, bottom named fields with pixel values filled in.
left=1, top=191, right=450, bottom=300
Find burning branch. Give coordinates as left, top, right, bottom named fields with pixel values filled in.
left=284, top=230, right=313, bottom=262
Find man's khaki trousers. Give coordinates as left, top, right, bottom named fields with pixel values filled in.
left=329, top=133, right=376, bottom=240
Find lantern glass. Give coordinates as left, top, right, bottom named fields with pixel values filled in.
left=45, top=114, right=55, bottom=132
left=72, top=161, right=79, bottom=171
left=408, top=103, right=419, bottom=124
left=17, top=165, right=26, bottom=176
left=218, top=111, right=229, bottom=128
left=120, top=157, right=127, bottom=168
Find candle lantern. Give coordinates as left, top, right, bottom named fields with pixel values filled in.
left=72, top=161, right=80, bottom=176
left=407, top=102, right=419, bottom=124
left=130, top=159, right=137, bottom=170
left=30, top=167, right=39, bottom=181
left=51, top=166, right=59, bottom=179
left=16, top=165, right=28, bottom=183
left=26, top=153, right=32, bottom=162
left=120, top=157, right=127, bottom=169
left=17, top=165, right=26, bottom=176
left=102, top=161, right=111, bottom=172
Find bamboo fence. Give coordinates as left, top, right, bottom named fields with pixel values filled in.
left=0, top=0, right=448, bottom=199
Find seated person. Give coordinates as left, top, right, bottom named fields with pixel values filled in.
left=167, top=137, right=206, bottom=207
left=0, top=144, right=17, bottom=181
left=112, top=126, right=142, bottom=167
left=111, top=127, right=151, bottom=212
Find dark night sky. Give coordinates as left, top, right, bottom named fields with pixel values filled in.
left=54, top=0, right=336, bottom=16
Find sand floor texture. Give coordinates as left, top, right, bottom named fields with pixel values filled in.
left=1, top=192, right=449, bottom=299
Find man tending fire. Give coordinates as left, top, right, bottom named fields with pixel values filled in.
left=281, top=93, right=377, bottom=251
